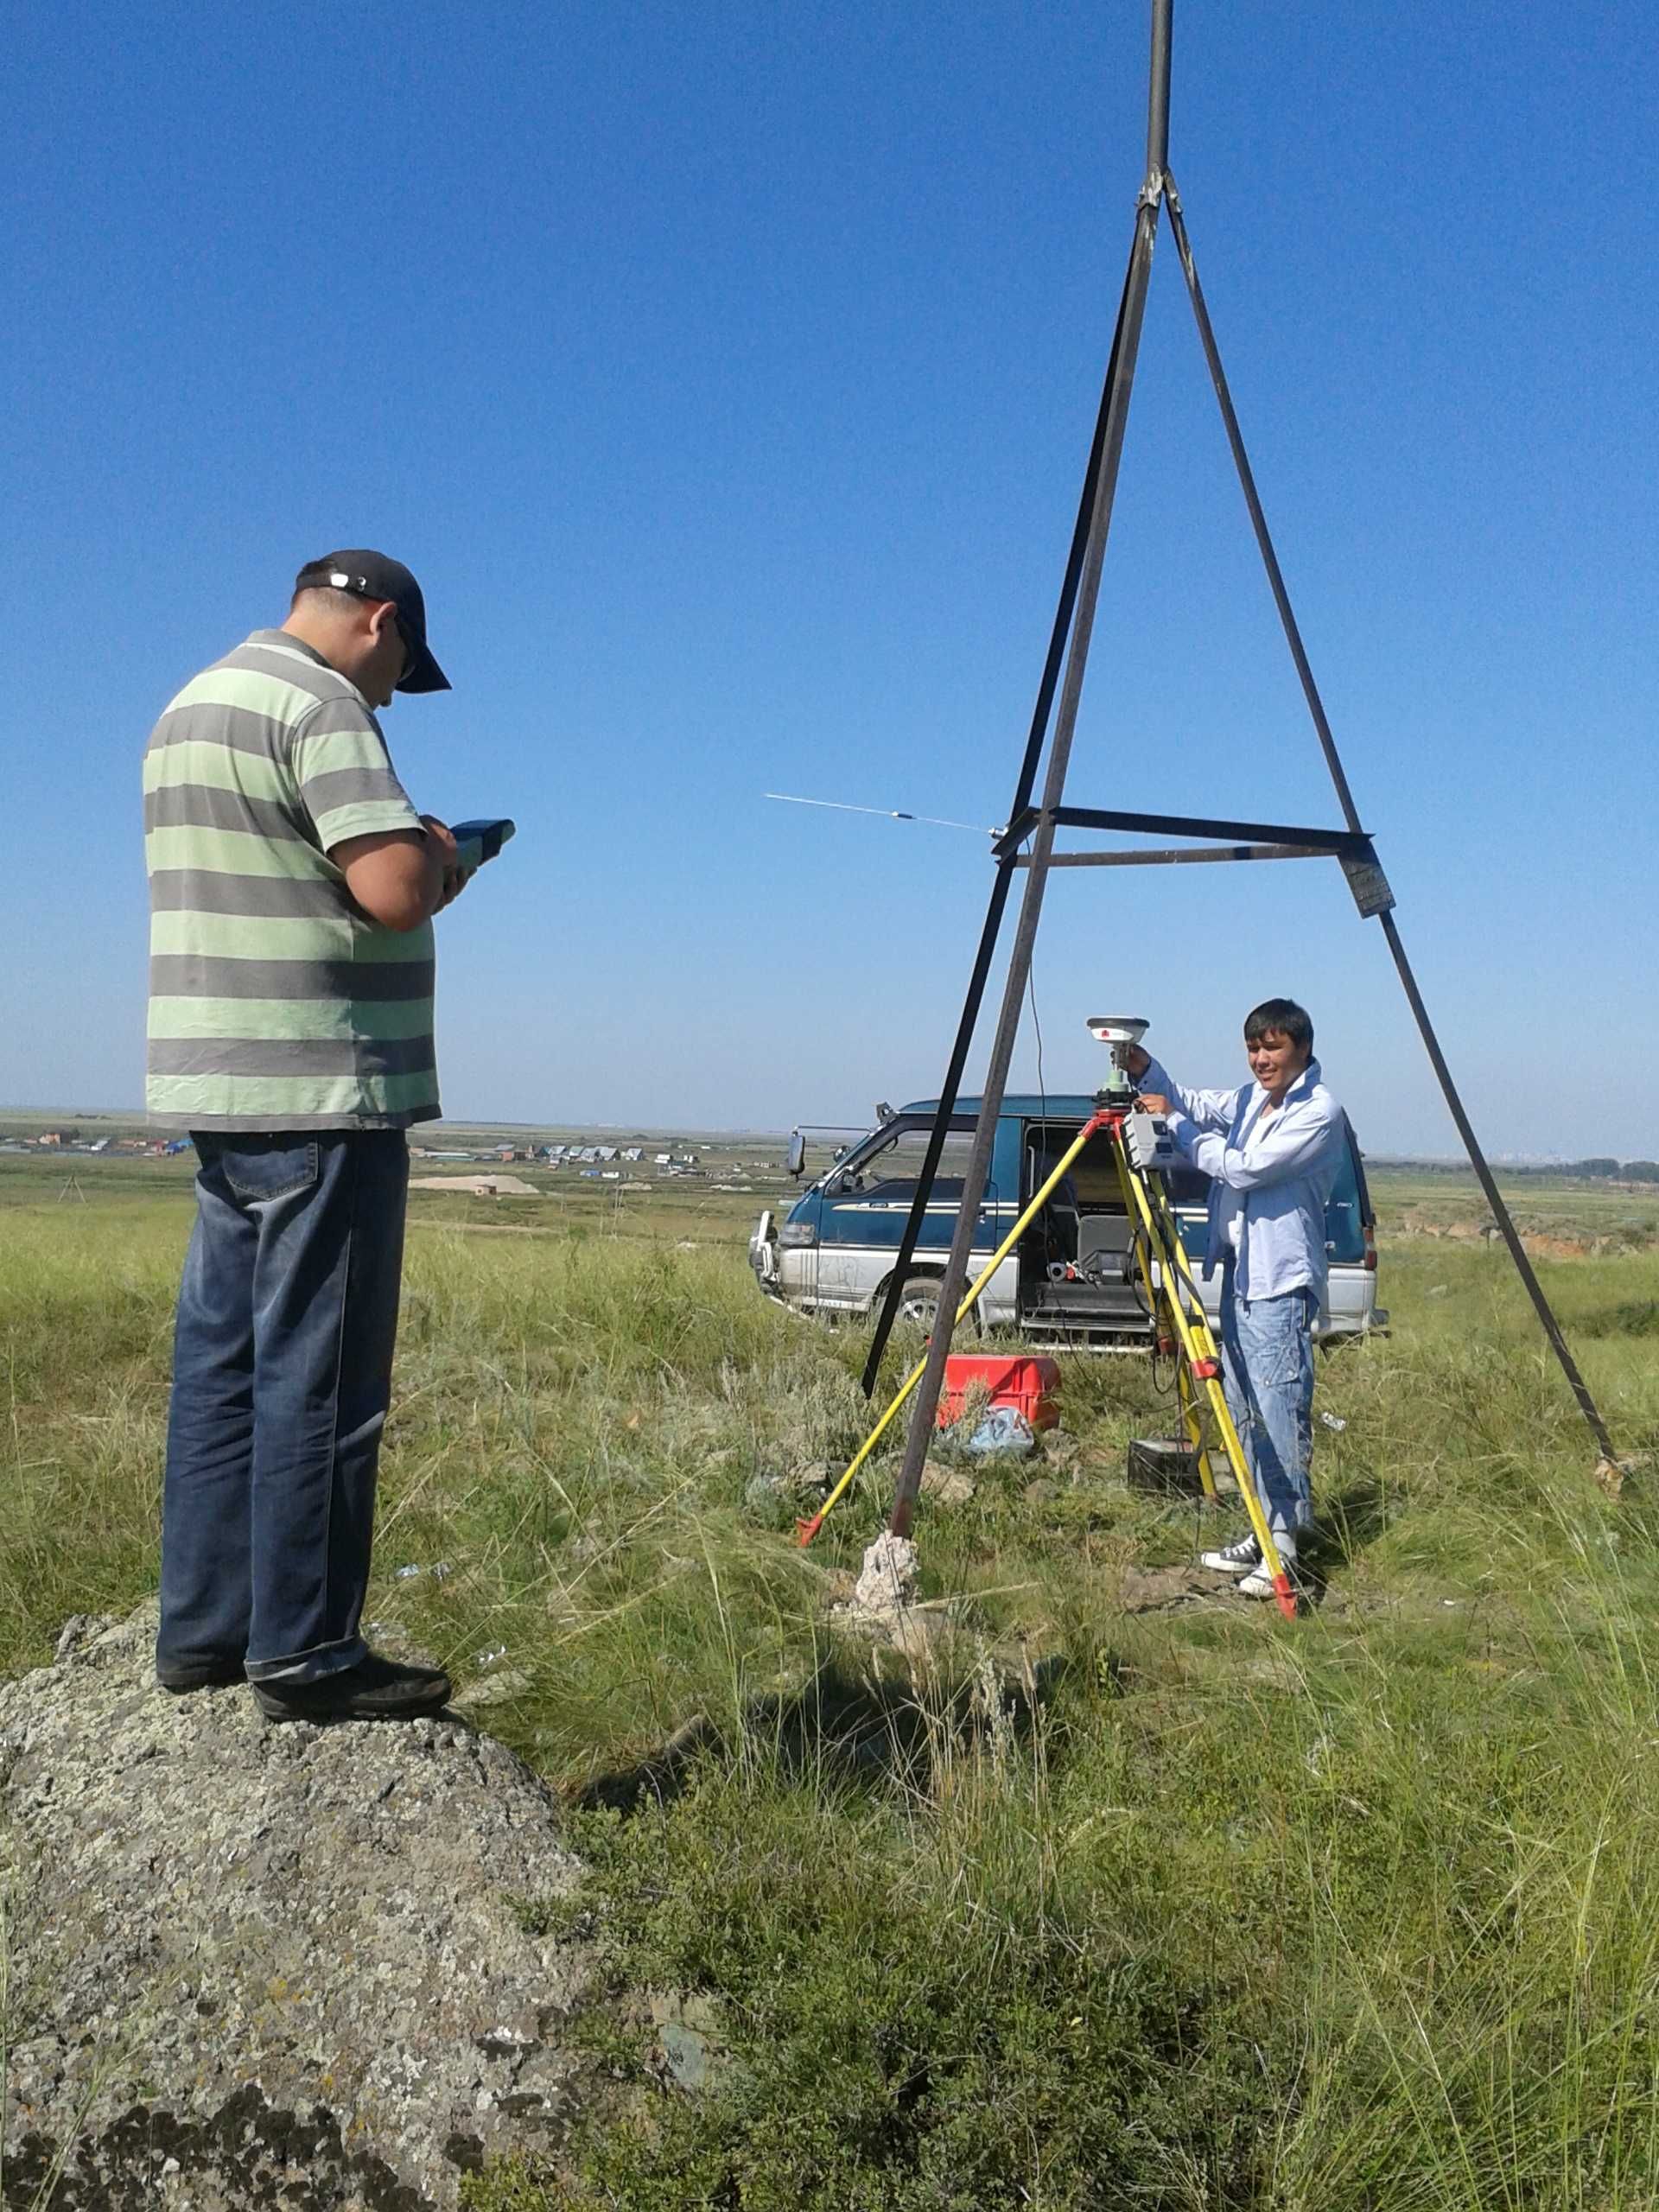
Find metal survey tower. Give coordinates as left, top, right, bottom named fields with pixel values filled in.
left=859, top=0, right=1618, bottom=1542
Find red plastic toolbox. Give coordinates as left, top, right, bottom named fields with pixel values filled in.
left=937, top=1353, right=1061, bottom=1432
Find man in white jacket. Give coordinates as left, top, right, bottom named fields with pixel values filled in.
left=1127, top=999, right=1344, bottom=1597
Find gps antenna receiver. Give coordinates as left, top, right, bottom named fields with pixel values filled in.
left=1086, top=1014, right=1149, bottom=1101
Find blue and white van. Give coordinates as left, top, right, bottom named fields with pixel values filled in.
left=749, top=1093, right=1382, bottom=1348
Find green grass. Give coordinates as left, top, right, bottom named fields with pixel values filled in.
left=4, top=1172, right=1659, bottom=2207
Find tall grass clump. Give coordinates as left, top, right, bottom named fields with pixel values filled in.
left=0, top=1205, right=186, bottom=1665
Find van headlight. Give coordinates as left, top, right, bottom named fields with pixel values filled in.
left=779, top=1222, right=818, bottom=1249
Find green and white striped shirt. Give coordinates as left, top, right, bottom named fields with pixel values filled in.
left=143, top=629, right=440, bottom=1132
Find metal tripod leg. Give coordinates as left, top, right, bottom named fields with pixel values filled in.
left=884, top=35, right=1173, bottom=1541
left=1110, top=1132, right=1296, bottom=1619
left=1163, top=177, right=1617, bottom=1473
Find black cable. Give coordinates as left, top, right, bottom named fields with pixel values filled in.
left=1026, top=833, right=1047, bottom=1110
left=1024, top=842, right=1063, bottom=1281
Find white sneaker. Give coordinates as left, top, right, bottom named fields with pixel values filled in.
left=1238, top=1549, right=1298, bottom=1602
left=1198, top=1533, right=1261, bottom=1576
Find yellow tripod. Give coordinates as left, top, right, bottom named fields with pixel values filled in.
left=799, top=1098, right=1298, bottom=1620
left=796, top=1108, right=1107, bottom=1546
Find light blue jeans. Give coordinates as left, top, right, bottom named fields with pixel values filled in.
left=1218, top=1262, right=1317, bottom=1554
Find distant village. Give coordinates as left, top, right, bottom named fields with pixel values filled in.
left=410, top=1141, right=713, bottom=1179
left=0, top=1128, right=781, bottom=1187
left=0, top=1129, right=182, bottom=1156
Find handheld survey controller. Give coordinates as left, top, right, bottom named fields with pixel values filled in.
left=449, top=818, right=516, bottom=874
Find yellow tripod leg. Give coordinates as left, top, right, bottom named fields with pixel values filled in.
left=1112, top=1134, right=1296, bottom=1620
left=1132, top=1201, right=1217, bottom=1500
left=798, top=1110, right=1107, bottom=1545
left=1174, top=1357, right=1219, bottom=1502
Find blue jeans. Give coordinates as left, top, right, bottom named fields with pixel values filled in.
left=157, top=1131, right=410, bottom=1685
left=1219, top=1265, right=1318, bottom=1553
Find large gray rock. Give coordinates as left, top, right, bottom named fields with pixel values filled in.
left=0, top=1608, right=587, bottom=2209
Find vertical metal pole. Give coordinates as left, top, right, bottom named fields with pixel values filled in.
left=1165, top=184, right=1618, bottom=1465
left=887, top=108, right=1171, bottom=1534
left=860, top=251, right=1143, bottom=1401
left=1147, top=0, right=1173, bottom=177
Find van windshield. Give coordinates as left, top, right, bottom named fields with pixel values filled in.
left=831, top=1123, right=977, bottom=1203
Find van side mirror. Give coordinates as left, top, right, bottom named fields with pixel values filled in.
left=785, top=1130, right=806, bottom=1178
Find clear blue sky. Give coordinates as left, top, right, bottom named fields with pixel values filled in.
left=3, top=3, right=1654, bottom=1155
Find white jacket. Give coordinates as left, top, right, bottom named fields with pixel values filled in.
left=1139, top=1054, right=1345, bottom=1300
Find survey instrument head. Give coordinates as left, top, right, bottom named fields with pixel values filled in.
left=1085, top=1014, right=1149, bottom=1100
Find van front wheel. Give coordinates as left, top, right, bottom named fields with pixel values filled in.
left=895, top=1275, right=943, bottom=1328
left=889, top=1275, right=977, bottom=1333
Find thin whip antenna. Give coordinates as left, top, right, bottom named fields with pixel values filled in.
left=765, top=791, right=995, bottom=836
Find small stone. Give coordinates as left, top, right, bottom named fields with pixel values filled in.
left=919, top=1462, right=976, bottom=1506
left=53, top=1614, right=112, bottom=1663
left=660, top=2019, right=713, bottom=2091
left=454, top=1667, right=531, bottom=1710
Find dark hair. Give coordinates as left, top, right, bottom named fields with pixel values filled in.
left=1243, top=998, right=1313, bottom=1053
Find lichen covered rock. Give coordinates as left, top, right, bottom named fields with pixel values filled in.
left=0, top=1606, right=587, bottom=2209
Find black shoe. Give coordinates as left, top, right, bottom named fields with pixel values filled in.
left=1198, top=1533, right=1262, bottom=1577
left=157, top=1656, right=247, bottom=1694
left=251, top=1652, right=453, bottom=1724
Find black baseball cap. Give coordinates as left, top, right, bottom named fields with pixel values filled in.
left=293, top=549, right=451, bottom=694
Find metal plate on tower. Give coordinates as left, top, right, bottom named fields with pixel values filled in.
left=1340, top=847, right=1395, bottom=918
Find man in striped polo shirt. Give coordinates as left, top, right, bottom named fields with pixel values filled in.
left=145, top=551, right=468, bottom=1721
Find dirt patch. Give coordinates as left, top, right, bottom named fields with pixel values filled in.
left=1118, top=1564, right=1228, bottom=1612
left=409, top=1173, right=538, bottom=1197
left=407, top=1219, right=562, bottom=1237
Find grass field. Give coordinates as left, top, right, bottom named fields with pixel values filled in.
left=5, top=1144, right=1659, bottom=2208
